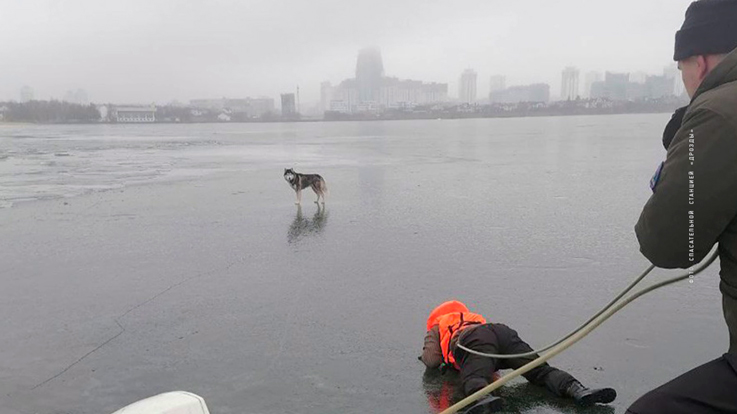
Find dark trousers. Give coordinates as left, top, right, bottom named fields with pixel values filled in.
left=626, top=353, right=737, bottom=414
left=453, top=323, right=577, bottom=396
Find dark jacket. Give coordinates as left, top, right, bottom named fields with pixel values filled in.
left=420, top=324, right=466, bottom=369
left=635, top=47, right=737, bottom=354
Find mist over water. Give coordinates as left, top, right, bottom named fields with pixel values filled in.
left=1, top=1, right=692, bottom=103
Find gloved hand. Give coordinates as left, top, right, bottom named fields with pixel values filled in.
left=662, top=106, right=688, bottom=150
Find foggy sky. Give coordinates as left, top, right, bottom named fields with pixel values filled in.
left=1, top=0, right=694, bottom=104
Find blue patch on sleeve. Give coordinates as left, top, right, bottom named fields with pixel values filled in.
left=650, top=161, right=664, bottom=192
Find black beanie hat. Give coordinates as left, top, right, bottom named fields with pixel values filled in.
left=674, top=0, right=737, bottom=61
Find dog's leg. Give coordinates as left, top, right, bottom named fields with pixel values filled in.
left=295, top=189, right=302, bottom=205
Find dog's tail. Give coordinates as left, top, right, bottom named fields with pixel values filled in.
left=320, top=177, right=329, bottom=195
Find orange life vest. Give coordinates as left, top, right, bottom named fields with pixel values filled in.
left=436, top=311, right=487, bottom=368
left=427, top=301, right=489, bottom=368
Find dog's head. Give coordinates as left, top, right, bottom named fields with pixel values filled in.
left=284, top=168, right=296, bottom=183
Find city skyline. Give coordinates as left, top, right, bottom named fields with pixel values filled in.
left=1, top=0, right=695, bottom=104
left=322, top=48, right=449, bottom=114
left=9, top=57, right=685, bottom=109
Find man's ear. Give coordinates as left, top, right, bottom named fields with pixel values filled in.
left=697, top=55, right=710, bottom=81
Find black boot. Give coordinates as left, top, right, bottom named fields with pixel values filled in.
left=461, top=395, right=503, bottom=414
left=564, top=380, right=616, bottom=406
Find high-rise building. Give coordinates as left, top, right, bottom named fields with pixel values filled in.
left=329, top=79, right=358, bottom=113
left=489, top=83, right=550, bottom=103
left=281, top=93, right=296, bottom=117
left=589, top=72, right=675, bottom=100
left=459, top=69, right=477, bottom=103
left=629, top=71, right=648, bottom=84
left=329, top=77, right=447, bottom=114
left=489, top=75, right=506, bottom=95
left=590, top=72, right=630, bottom=100
left=560, top=67, right=580, bottom=100
left=249, top=97, right=276, bottom=117
left=328, top=48, right=448, bottom=114
left=20, top=85, right=34, bottom=103
left=645, top=75, right=676, bottom=99
left=320, top=81, right=333, bottom=113
left=64, top=89, right=89, bottom=105
left=583, top=71, right=603, bottom=98
left=355, top=47, right=384, bottom=103
left=379, top=78, right=448, bottom=108
left=663, top=63, right=686, bottom=97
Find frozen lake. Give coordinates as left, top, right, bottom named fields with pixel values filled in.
left=0, top=116, right=726, bottom=414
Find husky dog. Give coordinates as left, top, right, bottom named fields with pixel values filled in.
left=283, top=168, right=327, bottom=205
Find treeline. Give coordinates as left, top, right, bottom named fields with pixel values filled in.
left=0, top=100, right=100, bottom=123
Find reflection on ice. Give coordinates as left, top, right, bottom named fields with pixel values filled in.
left=287, top=204, right=328, bottom=244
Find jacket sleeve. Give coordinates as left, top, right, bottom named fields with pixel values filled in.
left=421, top=325, right=443, bottom=368
left=635, top=108, right=737, bottom=268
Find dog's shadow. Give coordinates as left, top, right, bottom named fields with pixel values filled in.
left=287, top=204, right=328, bottom=244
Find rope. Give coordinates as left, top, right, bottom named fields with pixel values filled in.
left=457, top=264, right=655, bottom=359
left=439, top=248, right=719, bottom=414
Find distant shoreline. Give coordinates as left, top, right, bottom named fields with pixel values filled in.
left=0, top=109, right=676, bottom=126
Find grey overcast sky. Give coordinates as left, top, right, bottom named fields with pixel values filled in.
left=1, top=0, right=693, bottom=104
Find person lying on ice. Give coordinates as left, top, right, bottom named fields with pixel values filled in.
left=420, top=300, right=616, bottom=412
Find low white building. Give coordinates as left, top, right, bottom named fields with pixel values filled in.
left=113, top=106, right=156, bottom=123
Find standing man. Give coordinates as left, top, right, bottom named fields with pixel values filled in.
left=629, top=0, right=737, bottom=412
